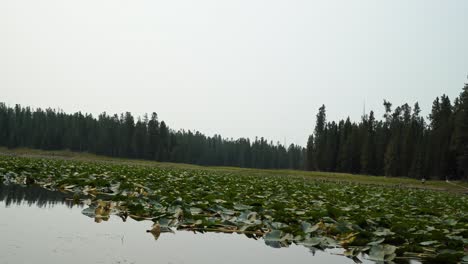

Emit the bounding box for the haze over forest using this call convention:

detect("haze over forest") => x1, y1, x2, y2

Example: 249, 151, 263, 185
1, 81, 467, 180
2, 0, 468, 146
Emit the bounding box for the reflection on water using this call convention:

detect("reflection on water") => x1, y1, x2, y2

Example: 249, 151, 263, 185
0, 184, 417, 264
0, 183, 75, 208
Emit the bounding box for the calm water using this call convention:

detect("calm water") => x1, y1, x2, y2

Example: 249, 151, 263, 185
0, 185, 390, 264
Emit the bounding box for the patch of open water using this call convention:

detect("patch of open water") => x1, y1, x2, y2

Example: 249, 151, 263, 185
0, 185, 418, 264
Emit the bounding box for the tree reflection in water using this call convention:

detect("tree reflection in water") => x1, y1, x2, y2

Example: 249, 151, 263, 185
0, 183, 76, 208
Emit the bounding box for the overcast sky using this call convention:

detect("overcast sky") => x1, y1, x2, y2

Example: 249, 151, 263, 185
1, 0, 467, 146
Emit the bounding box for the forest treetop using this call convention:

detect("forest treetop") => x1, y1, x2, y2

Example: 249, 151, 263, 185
0, 82, 467, 180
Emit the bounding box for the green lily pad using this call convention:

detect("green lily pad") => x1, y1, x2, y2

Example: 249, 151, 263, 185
420, 240, 439, 246
190, 207, 203, 215
373, 228, 395, 237
233, 204, 253, 211
301, 222, 319, 233
368, 244, 397, 262
367, 238, 385, 246
264, 230, 284, 241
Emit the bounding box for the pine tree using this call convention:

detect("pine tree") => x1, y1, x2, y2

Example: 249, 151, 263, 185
314, 105, 327, 170
455, 83, 468, 180
337, 118, 353, 172
361, 111, 376, 175
306, 135, 315, 170
159, 121, 169, 162
147, 112, 160, 160
427, 95, 453, 179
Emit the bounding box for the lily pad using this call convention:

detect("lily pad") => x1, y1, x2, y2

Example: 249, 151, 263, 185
368, 244, 397, 262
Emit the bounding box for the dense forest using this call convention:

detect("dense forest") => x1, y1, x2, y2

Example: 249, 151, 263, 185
0, 82, 467, 180
306, 83, 468, 180
0, 104, 305, 170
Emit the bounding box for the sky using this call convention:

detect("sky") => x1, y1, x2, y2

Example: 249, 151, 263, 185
1, 0, 467, 146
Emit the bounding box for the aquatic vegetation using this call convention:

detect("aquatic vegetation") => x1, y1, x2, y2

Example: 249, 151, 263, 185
0, 156, 467, 263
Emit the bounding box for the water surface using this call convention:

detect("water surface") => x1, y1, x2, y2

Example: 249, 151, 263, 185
0, 185, 381, 264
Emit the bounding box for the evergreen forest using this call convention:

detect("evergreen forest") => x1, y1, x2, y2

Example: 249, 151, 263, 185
1, 82, 467, 180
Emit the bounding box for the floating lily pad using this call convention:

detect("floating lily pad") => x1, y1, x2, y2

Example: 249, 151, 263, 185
1, 155, 467, 263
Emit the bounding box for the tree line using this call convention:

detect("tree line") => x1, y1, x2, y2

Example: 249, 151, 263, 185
0, 105, 305, 170
0, 82, 467, 180
306, 82, 468, 180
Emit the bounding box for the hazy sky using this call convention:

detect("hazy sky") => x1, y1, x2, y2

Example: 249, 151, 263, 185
1, 0, 467, 146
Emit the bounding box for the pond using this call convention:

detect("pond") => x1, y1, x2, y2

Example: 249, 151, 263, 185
0, 184, 418, 264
